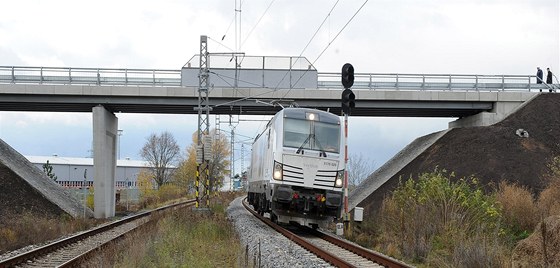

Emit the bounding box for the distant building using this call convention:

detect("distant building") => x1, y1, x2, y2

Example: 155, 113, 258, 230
26, 155, 155, 189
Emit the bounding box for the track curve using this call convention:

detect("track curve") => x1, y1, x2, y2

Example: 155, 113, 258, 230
242, 198, 411, 268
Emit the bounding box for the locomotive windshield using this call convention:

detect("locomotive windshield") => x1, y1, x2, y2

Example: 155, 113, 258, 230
283, 117, 340, 153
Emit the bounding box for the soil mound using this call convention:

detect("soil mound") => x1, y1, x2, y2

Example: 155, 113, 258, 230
358, 93, 560, 215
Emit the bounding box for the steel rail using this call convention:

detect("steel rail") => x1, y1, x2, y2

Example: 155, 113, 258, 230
0, 199, 196, 267
242, 198, 354, 268
242, 198, 412, 268
309, 229, 413, 268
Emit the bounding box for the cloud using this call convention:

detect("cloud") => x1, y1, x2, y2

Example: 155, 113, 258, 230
0, 0, 558, 166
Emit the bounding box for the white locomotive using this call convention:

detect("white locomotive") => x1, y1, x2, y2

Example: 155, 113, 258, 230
247, 107, 344, 228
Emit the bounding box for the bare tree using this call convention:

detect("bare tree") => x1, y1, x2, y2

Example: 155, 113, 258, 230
348, 153, 376, 192
140, 131, 181, 188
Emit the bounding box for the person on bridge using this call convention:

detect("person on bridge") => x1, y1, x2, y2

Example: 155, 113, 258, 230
546, 68, 554, 93
537, 67, 544, 84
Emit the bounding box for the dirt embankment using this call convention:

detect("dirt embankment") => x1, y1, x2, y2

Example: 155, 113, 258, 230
359, 93, 560, 216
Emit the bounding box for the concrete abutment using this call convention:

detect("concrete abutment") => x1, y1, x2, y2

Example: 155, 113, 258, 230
92, 105, 118, 218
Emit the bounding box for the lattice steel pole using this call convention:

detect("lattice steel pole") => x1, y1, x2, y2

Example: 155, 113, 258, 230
196, 35, 211, 208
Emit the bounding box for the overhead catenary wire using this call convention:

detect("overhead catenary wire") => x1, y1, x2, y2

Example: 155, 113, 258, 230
240, 0, 276, 50
310, 0, 369, 69
210, 71, 274, 89
269, 0, 342, 94
222, 0, 247, 45
279, 0, 369, 99
213, 1, 344, 104
207, 36, 235, 52
298, 0, 341, 61
209, 1, 369, 109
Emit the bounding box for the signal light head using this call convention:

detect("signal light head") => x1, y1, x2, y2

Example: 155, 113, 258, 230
341, 63, 354, 89
341, 88, 355, 115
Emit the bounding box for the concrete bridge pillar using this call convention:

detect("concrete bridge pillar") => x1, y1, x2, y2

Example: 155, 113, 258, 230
92, 105, 117, 218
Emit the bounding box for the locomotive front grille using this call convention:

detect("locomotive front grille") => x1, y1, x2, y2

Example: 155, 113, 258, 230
282, 163, 304, 184
281, 162, 338, 189
314, 169, 338, 187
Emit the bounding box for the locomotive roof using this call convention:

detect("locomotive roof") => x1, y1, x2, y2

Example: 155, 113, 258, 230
281, 108, 340, 124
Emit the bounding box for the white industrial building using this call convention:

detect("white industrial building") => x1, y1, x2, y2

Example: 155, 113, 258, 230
26, 155, 149, 189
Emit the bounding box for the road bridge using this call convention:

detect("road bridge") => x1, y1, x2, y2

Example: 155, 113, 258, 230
0, 65, 550, 119
1, 63, 555, 218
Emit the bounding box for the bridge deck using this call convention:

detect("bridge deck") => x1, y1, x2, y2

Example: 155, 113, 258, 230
0, 66, 553, 117
1, 66, 555, 91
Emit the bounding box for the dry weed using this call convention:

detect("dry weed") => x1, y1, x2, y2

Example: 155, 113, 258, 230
495, 181, 539, 232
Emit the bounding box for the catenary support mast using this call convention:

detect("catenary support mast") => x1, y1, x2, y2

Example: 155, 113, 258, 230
196, 35, 211, 208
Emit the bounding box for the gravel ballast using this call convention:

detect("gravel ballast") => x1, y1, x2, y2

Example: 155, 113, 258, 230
227, 196, 334, 268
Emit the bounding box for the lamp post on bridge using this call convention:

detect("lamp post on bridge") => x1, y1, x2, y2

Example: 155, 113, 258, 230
117, 129, 123, 160
83, 169, 88, 218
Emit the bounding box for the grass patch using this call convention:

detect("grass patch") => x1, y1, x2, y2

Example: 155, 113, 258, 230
108, 192, 246, 267
0, 211, 102, 254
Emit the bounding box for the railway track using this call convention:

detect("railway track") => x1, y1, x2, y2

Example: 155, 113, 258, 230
0, 199, 196, 268
242, 198, 411, 268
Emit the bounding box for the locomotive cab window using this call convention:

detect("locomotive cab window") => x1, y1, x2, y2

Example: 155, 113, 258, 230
283, 117, 340, 153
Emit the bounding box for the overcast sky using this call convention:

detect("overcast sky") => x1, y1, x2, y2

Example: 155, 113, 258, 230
0, 0, 558, 175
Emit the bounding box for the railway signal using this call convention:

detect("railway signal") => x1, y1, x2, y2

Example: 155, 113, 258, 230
341, 63, 355, 115
340, 63, 355, 235
341, 63, 354, 88
341, 88, 355, 115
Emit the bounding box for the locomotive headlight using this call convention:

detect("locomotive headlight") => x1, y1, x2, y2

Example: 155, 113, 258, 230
306, 112, 316, 121
273, 161, 283, 180
335, 171, 344, 187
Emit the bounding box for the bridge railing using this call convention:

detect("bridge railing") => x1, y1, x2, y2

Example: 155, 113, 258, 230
1, 66, 548, 92
0, 66, 181, 87
318, 72, 540, 91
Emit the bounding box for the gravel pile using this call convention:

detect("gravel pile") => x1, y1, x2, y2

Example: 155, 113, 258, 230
227, 196, 333, 268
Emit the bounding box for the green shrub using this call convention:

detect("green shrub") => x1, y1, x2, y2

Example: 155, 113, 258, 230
157, 183, 184, 202
379, 168, 503, 264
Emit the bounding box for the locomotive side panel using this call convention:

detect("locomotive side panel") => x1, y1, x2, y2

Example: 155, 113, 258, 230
247, 114, 280, 213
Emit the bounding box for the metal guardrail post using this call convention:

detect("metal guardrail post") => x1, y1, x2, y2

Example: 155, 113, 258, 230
125, 69, 128, 85
40, 67, 43, 84
502, 75, 505, 91
475, 75, 479, 91
369, 74, 372, 90
528, 76, 531, 91
153, 70, 155, 86
289, 57, 292, 89
448, 75, 452, 90
11, 67, 15, 83
97, 69, 100, 85
422, 75, 425, 90
262, 56, 265, 88
69, 67, 72, 84
396, 74, 399, 90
